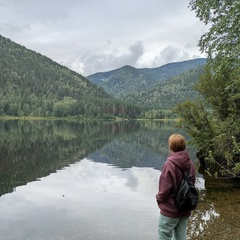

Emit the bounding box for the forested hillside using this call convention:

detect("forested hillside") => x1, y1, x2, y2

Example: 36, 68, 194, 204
0, 34, 207, 119
87, 58, 206, 97
0, 35, 140, 118
124, 65, 205, 110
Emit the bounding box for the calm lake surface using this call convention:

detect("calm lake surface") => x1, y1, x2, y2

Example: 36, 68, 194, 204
0, 120, 239, 240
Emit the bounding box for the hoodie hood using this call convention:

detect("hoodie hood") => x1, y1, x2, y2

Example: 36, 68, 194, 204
167, 150, 192, 171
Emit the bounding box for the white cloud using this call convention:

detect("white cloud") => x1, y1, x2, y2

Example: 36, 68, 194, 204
152, 46, 190, 67
71, 41, 145, 75
0, 0, 208, 75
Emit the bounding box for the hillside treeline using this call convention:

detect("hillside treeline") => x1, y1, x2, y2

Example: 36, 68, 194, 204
0, 35, 140, 119
124, 66, 204, 110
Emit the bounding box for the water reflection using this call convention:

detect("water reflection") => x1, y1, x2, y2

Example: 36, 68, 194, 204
188, 175, 240, 239
0, 120, 142, 196
0, 120, 239, 239
0, 120, 190, 197
88, 120, 197, 170
0, 158, 161, 240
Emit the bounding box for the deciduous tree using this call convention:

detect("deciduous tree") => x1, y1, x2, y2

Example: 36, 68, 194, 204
176, 0, 240, 178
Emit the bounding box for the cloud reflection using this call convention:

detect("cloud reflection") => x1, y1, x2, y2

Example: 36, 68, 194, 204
0, 158, 208, 240
0, 158, 161, 239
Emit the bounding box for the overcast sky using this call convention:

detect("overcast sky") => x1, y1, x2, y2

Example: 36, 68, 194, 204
0, 0, 208, 76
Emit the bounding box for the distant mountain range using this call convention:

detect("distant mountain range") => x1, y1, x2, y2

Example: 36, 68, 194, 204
87, 58, 206, 97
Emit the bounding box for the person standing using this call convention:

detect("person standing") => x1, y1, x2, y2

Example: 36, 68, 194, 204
156, 134, 196, 240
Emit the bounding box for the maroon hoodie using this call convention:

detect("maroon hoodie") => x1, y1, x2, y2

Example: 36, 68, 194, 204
156, 150, 196, 218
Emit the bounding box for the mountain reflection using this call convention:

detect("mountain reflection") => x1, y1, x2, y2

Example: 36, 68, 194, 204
88, 121, 197, 170
0, 120, 193, 197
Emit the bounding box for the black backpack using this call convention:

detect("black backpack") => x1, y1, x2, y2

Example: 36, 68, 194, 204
171, 165, 198, 212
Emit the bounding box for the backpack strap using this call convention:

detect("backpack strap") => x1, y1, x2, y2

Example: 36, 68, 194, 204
169, 160, 190, 196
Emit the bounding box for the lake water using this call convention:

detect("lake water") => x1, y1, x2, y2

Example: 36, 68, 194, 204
0, 120, 239, 240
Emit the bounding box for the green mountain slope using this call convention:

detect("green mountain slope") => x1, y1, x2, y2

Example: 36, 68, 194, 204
123, 65, 205, 110
0, 35, 140, 118
87, 58, 206, 97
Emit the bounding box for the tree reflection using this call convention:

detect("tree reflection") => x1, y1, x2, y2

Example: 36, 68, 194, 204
0, 120, 198, 198
0, 120, 140, 197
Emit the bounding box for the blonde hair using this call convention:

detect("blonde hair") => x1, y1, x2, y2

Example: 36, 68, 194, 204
168, 134, 186, 152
